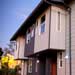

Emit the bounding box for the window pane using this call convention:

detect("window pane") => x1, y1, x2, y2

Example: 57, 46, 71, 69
41, 15, 45, 23
41, 22, 45, 33
31, 28, 34, 38
58, 12, 60, 30
59, 52, 62, 68
40, 15, 45, 34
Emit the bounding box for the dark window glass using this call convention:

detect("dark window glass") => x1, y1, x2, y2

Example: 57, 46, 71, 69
60, 52, 62, 67
58, 12, 61, 31
41, 15, 45, 24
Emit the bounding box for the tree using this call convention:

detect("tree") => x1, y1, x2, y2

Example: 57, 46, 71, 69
0, 48, 3, 57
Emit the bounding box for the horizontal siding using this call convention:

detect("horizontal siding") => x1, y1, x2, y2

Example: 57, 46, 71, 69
71, 1, 75, 75
66, 1, 75, 75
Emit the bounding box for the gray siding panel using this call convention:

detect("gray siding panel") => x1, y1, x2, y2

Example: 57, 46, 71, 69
65, 8, 70, 75
71, 1, 75, 75
66, 1, 75, 75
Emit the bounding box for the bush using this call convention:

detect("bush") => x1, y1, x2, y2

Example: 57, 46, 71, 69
0, 68, 17, 75
0, 68, 8, 75
8, 69, 16, 75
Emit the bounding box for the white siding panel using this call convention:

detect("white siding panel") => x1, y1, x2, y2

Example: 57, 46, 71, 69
50, 6, 66, 49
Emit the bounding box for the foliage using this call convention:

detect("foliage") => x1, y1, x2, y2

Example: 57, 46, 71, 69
0, 48, 3, 57
0, 68, 17, 75
1, 54, 17, 69
0, 43, 20, 75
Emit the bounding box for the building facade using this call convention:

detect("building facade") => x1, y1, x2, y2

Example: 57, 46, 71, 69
10, 0, 75, 75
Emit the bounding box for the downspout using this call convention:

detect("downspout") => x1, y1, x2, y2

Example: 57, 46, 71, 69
48, 4, 51, 49
68, 7, 72, 75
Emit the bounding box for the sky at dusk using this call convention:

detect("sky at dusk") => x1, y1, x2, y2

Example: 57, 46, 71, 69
0, 0, 41, 48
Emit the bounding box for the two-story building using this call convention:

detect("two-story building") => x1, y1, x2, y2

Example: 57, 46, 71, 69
10, 0, 75, 75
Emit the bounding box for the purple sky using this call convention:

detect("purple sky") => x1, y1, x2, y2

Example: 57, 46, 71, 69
0, 0, 41, 48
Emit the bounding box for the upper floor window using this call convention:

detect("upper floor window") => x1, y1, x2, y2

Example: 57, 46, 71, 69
26, 25, 34, 44
36, 21, 38, 27
57, 12, 61, 32
26, 29, 31, 44
31, 26, 34, 38
40, 15, 45, 34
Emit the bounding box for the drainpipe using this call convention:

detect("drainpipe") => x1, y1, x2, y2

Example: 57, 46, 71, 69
68, 7, 72, 75
63, 5, 72, 75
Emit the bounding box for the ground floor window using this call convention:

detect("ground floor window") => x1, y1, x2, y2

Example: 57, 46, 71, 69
35, 60, 39, 72
28, 59, 32, 73
59, 52, 63, 68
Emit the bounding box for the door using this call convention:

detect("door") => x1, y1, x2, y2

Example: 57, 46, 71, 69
50, 58, 57, 75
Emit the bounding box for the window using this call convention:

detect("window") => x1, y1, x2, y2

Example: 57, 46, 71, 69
59, 52, 63, 68
31, 26, 34, 38
41, 22, 45, 33
26, 29, 31, 44
57, 12, 61, 31
16, 42, 17, 51
35, 60, 39, 72
40, 15, 45, 34
36, 21, 38, 27
31, 29, 34, 38
26, 25, 34, 44
28, 60, 32, 73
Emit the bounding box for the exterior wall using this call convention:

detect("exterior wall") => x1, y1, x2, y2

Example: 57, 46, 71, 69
14, 36, 25, 59
66, 1, 75, 75
65, 9, 70, 75
34, 7, 50, 53
50, 6, 66, 50
57, 52, 66, 75
70, 1, 75, 75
